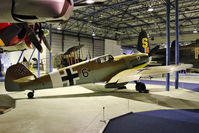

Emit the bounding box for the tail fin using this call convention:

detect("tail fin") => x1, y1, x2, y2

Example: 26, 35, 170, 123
5, 63, 35, 92
137, 30, 150, 53
148, 45, 160, 56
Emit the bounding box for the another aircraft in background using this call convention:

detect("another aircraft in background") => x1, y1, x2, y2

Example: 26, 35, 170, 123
148, 40, 199, 72
54, 44, 88, 68
136, 30, 199, 72
5, 53, 192, 98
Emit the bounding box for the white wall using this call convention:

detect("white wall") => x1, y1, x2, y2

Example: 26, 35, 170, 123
105, 39, 121, 56
1, 42, 47, 73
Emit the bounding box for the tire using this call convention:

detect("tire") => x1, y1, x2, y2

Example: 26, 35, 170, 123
136, 82, 149, 93
140, 83, 146, 90
135, 82, 141, 91
27, 92, 34, 99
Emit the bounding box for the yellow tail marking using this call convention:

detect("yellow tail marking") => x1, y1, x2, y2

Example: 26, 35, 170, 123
142, 38, 148, 48
145, 47, 150, 54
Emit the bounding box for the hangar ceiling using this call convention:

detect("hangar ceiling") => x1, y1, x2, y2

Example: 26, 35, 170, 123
52, 0, 199, 45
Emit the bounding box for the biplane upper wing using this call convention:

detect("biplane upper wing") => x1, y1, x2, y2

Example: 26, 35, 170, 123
107, 64, 193, 84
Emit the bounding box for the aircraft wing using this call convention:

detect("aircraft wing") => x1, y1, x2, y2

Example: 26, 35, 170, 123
107, 64, 193, 84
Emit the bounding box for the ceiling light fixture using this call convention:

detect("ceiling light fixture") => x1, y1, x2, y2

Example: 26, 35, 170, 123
86, 0, 94, 4
57, 24, 62, 30
193, 29, 198, 33
92, 32, 95, 37
148, 5, 154, 12
92, 32, 96, 37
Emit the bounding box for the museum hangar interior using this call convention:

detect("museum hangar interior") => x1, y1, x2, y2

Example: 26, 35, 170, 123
0, 0, 199, 133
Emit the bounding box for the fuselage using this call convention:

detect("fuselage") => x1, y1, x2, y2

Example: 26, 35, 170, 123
151, 43, 199, 68
6, 53, 149, 91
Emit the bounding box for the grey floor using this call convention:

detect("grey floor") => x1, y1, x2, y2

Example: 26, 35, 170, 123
0, 75, 199, 133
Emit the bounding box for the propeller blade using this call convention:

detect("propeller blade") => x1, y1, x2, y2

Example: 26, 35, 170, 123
35, 23, 52, 53
25, 25, 43, 53
0, 23, 23, 46
42, 34, 52, 53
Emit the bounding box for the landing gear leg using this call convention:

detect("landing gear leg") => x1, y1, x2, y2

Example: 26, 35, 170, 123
134, 81, 149, 93
27, 90, 35, 99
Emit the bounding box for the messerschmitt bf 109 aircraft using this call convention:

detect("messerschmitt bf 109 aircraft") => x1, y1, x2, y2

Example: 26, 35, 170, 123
0, 0, 104, 53
5, 53, 192, 98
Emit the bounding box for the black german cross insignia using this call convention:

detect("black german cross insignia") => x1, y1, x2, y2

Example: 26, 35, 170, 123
61, 68, 79, 86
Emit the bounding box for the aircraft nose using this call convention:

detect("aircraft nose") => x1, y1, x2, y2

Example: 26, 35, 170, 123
127, 54, 149, 68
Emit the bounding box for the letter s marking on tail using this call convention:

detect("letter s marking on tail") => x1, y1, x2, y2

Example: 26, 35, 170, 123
142, 38, 148, 48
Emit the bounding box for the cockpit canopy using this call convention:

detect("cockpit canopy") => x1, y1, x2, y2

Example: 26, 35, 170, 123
92, 54, 114, 64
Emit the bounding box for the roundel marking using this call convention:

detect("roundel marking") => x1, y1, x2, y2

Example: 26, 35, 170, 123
136, 56, 140, 61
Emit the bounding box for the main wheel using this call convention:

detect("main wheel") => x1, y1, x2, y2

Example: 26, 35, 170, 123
135, 82, 149, 93
27, 92, 34, 99
135, 82, 141, 91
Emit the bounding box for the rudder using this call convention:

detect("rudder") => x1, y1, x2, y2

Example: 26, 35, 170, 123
5, 63, 35, 92
137, 30, 150, 53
